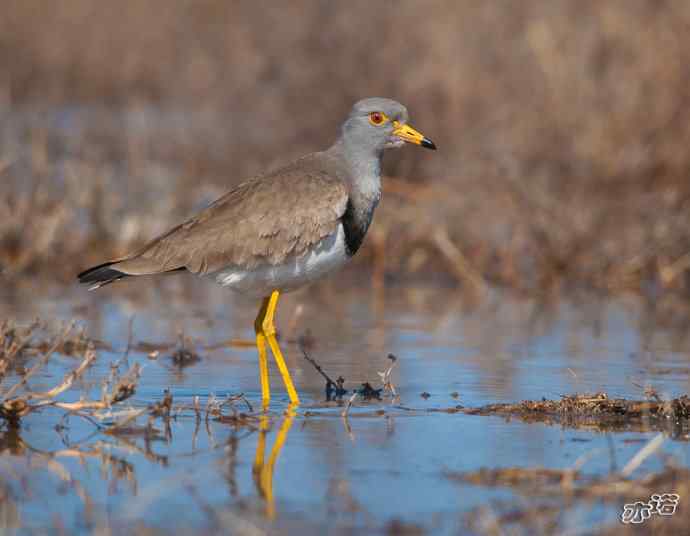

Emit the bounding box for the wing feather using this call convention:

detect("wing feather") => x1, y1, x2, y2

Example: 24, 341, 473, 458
114, 156, 349, 276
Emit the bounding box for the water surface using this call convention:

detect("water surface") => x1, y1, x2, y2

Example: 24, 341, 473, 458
1, 279, 689, 534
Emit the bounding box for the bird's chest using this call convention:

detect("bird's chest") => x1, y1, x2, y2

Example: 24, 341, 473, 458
341, 182, 381, 257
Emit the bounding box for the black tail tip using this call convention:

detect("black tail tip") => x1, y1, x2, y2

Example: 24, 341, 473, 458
78, 262, 126, 289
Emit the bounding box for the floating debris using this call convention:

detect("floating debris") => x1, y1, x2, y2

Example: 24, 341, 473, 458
169, 347, 201, 368
461, 392, 690, 436
168, 334, 202, 368
326, 376, 347, 401
384, 519, 425, 536
302, 345, 402, 406
357, 382, 382, 400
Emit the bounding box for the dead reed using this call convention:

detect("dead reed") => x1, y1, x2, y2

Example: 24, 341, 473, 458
450, 429, 688, 534
0, 319, 254, 435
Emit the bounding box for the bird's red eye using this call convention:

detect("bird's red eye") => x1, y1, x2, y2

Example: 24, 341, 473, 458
369, 112, 385, 126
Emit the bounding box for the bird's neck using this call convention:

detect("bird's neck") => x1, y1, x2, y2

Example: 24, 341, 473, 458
330, 137, 382, 206
327, 137, 383, 256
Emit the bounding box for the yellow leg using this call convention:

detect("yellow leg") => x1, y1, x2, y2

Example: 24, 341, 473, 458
259, 290, 300, 406
254, 298, 272, 410
253, 411, 295, 519
261, 290, 280, 336
256, 334, 271, 410
267, 335, 300, 405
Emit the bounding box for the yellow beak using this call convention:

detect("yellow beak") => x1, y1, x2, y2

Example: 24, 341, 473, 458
392, 121, 437, 150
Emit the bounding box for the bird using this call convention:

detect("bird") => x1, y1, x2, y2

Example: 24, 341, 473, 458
78, 97, 436, 409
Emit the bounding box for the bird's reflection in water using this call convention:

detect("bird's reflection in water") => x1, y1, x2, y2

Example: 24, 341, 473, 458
252, 409, 295, 519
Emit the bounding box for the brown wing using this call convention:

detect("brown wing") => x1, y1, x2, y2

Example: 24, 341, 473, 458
113, 158, 349, 276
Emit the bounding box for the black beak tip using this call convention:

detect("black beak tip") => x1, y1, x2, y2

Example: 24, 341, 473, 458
421, 138, 437, 151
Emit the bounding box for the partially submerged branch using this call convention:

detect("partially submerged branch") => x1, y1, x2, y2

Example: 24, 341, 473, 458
300, 341, 347, 401
1, 321, 75, 401
300, 341, 400, 412
0, 320, 144, 428
50, 363, 141, 412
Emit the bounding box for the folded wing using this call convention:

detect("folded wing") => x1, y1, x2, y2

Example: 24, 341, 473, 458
78, 157, 349, 287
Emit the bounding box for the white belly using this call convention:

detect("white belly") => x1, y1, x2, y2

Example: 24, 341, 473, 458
209, 224, 350, 296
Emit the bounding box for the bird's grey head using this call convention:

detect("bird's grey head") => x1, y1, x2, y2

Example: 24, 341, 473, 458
339, 97, 436, 155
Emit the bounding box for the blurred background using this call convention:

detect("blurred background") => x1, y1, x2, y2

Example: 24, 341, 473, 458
2, 5, 690, 533
2, 0, 690, 297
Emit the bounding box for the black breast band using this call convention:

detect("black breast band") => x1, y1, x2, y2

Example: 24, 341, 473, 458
340, 199, 369, 257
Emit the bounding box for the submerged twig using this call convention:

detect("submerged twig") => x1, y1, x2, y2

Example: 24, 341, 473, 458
300, 342, 347, 400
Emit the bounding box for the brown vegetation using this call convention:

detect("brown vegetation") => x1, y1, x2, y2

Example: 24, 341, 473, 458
2, 2, 690, 297
0, 320, 136, 426
462, 392, 690, 436
461, 464, 690, 535
450, 430, 687, 534
0, 319, 249, 431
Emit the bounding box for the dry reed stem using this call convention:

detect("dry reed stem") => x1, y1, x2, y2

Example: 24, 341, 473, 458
0, 322, 75, 400
0, 320, 150, 428
431, 228, 487, 292
377, 354, 399, 399
25, 345, 97, 401
53, 363, 141, 412
620, 433, 666, 478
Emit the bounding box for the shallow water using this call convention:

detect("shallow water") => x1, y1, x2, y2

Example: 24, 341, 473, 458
1, 278, 689, 534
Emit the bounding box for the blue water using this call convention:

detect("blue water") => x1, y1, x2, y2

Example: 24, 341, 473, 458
1, 280, 689, 534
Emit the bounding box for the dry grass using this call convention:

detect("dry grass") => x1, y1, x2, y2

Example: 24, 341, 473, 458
2, 1, 690, 297
0, 318, 260, 432
461, 392, 690, 436
454, 436, 690, 535
463, 464, 690, 535
0, 320, 137, 426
